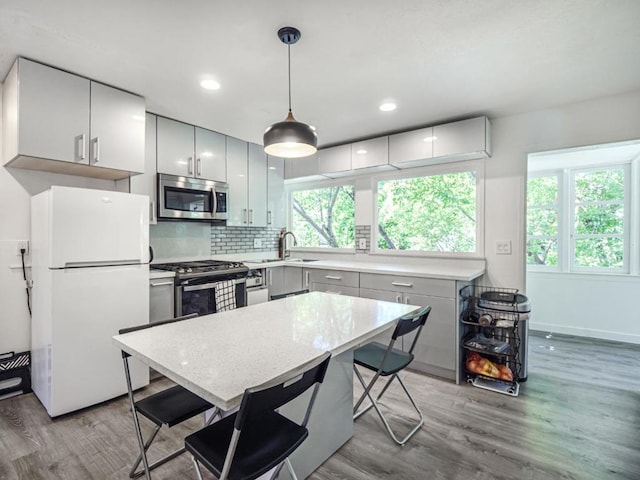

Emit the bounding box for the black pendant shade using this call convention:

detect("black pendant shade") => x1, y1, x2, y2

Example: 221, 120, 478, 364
263, 27, 317, 158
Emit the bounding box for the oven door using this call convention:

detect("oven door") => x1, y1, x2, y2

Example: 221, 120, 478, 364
176, 276, 247, 317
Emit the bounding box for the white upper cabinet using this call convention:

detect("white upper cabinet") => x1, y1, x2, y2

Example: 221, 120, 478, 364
130, 113, 158, 224
284, 153, 321, 180
195, 127, 226, 182
226, 136, 249, 226
267, 155, 285, 228
3, 58, 144, 180
227, 139, 267, 227
89, 82, 145, 172
157, 117, 194, 177
389, 126, 435, 167
351, 136, 389, 171
248, 143, 268, 227
318, 144, 351, 176
432, 116, 491, 159
156, 117, 226, 182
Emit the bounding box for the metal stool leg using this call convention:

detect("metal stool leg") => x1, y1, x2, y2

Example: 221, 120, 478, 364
353, 366, 424, 446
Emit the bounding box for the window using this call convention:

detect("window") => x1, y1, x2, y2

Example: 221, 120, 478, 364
527, 174, 560, 267
527, 160, 631, 273
375, 165, 479, 254
571, 167, 627, 270
290, 184, 355, 248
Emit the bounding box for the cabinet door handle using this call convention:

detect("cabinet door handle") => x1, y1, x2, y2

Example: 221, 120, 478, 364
249, 209, 253, 224
396, 294, 402, 303
75, 134, 86, 161
325, 275, 342, 280
268, 269, 272, 286
150, 201, 156, 223
150, 281, 174, 287
405, 296, 410, 304
91, 137, 100, 163
197, 157, 202, 176
243, 208, 248, 224
305, 271, 310, 287
267, 210, 272, 225
188, 157, 193, 174
391, 281, 413, 287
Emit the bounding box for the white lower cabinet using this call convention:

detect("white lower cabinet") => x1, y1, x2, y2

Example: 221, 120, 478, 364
267, 267, 303, 299
358, 273, 458, 380
303, 268, 359, 296
149, 276, 174, 322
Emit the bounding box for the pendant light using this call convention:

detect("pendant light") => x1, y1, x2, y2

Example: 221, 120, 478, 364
263, 26, 317, 158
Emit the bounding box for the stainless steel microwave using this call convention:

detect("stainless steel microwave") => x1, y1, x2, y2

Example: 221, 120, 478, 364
158, 174, 228, 222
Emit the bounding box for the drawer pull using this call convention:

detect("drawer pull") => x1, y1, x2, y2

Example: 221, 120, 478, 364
150, 281, 174, 287
391, 281, 413, 287
325, 275, 342, 280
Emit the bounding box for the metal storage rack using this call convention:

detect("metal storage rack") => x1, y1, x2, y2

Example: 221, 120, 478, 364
459, 285, 526, 397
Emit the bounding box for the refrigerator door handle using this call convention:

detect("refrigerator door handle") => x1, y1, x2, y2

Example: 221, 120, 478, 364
62, 260, 142, 268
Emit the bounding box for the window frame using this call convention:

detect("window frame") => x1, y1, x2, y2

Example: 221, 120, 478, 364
526, 171, 562, 272
371, 159, 485, 259
285, 177, 357, 253
568, 163, 630, 274
527, 163, 631, 274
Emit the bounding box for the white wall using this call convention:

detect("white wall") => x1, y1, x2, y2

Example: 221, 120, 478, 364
484, 90, 640, 343
0, 84, 116, 354
484, 90, 640, 292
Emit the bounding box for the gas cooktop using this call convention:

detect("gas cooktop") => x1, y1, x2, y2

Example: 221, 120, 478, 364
152, 260, 247, 275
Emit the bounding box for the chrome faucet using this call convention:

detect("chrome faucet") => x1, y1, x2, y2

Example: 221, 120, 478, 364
278, 231, 298, 259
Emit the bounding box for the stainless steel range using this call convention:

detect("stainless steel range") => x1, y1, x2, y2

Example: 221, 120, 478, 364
152, 260, 249, 317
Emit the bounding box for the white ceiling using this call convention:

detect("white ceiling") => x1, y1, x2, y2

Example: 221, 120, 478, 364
1, 0, 639, 148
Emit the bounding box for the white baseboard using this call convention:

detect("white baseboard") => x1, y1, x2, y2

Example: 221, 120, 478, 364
530, 322, 640, 345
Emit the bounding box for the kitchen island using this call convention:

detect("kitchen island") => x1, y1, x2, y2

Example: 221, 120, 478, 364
113, 291, 418, 479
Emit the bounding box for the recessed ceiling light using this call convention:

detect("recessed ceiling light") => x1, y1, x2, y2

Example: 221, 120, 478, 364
379, 102, 397, 112
356, 149, 368, 155
423, 136, 438, 142
200, 79, 221, 90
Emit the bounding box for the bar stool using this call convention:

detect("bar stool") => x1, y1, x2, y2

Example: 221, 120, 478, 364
185, 352, 332, 480
119, 314, 218, 480
353, 306, 432, 445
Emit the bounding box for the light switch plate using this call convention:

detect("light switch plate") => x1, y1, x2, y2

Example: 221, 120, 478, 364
358, 238, 367, 250
496, 240, 512, 255
254, 239, 262, 248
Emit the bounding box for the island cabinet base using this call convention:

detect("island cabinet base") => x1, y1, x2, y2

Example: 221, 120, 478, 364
277, 350, 354, 480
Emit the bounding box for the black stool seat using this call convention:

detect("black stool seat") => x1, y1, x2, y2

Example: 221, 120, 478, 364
185, 410, 307, 480
354, 342, 414, 376
136, 385, 213, 428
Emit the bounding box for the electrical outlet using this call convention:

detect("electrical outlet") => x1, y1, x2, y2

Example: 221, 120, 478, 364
17, 240, 29, 256
358, 238, 367, 250
253, 238, 262, 248
495, 240, 512, 255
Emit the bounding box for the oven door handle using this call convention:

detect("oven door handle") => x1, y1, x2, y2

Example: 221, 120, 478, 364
183, 278, 246, 292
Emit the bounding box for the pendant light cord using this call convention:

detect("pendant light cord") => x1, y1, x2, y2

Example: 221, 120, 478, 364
287, 43, 292, 112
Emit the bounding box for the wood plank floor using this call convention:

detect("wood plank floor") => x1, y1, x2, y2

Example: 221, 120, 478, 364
1, 331, 638, 479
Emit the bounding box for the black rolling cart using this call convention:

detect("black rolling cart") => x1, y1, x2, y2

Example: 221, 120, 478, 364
459, 286, 531, 397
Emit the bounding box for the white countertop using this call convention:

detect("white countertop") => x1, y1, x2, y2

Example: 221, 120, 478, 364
243, 258, 484, 281
113, 292, 418, 410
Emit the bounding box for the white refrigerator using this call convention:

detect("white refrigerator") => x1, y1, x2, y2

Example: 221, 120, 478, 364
31, 186, 150, 417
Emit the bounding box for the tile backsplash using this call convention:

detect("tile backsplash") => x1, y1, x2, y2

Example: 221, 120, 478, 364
210, 226, 282, 255
150, 222, 282, 260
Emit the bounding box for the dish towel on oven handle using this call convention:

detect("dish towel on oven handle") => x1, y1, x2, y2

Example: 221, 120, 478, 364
215, 280, 237, 312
